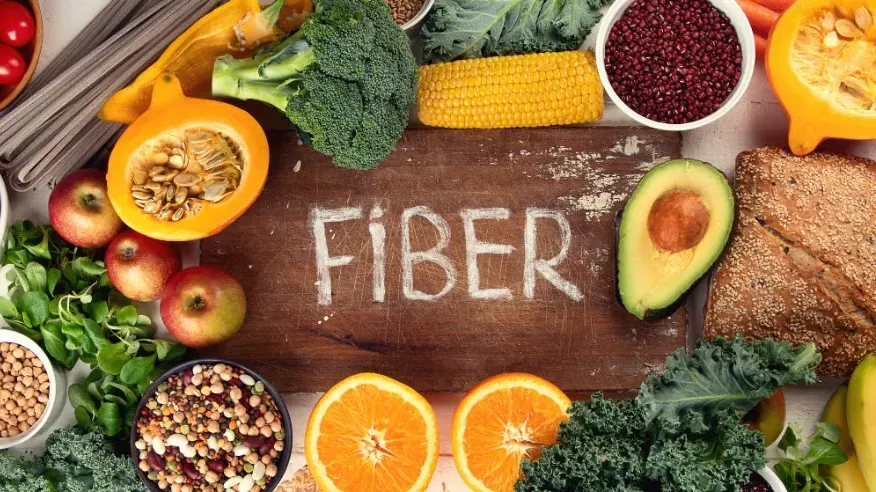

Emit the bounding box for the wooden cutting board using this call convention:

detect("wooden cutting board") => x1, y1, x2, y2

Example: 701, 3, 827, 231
200, 127, 686, 393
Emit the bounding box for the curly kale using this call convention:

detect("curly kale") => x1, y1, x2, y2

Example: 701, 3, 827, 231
517, 338, 822, 492
518, 396, 649, 492
212, 0, 418, 170
0, 427, 144, 492
422, 0, 613, 63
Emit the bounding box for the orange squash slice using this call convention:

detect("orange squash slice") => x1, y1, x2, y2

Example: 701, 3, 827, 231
107, 73, 269, 242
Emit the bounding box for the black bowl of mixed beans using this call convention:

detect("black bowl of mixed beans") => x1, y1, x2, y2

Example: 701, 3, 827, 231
130, 359, 293, 492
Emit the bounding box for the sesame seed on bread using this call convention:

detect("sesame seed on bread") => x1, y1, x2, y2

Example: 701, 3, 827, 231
704, 147, 876, 377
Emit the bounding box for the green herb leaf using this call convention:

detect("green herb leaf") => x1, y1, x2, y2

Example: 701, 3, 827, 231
71, 257, 106, 278
814, 422, 842, 444
24, 262, 47, 294
780, 422, 803, 452
96, 402, 122, 436
87, 381, 104, 401
0, 297, 18, 318
87, 300, 108, 323
803, 437, 848, 466
96, 343, 131, 375
74, 405, 94, 431
41, 322, 70, 364
22, 229, 50, 260
105, 382, 139, 407
82, 318, 109, 351
165, 342, 187, 361
120, 355, 156, 385
68, 383, 97, 414
18, 291, 49, 326
46, 268, 61, 295
116, 305, 138, 326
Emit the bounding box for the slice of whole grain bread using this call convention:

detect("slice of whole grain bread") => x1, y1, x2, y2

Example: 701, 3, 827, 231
704, 147, 876, 376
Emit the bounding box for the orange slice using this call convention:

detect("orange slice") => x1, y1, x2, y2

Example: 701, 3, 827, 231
305, 373, 439, 492
451, 373, 571, 492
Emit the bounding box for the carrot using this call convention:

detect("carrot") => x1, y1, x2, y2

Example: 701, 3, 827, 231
751, 0, 796, 12
755, 34, 768, 57
737, 0, 781, 36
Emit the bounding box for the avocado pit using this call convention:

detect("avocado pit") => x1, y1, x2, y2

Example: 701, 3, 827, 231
647, 189, 710, 252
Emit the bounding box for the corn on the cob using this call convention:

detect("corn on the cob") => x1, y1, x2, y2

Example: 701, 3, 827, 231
417, 51, 604, 129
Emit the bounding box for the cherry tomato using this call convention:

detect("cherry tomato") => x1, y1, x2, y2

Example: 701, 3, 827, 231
0, 44, 25, 86
0, 1, 35, 48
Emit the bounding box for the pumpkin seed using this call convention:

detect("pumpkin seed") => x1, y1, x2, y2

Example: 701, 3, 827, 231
821, 11, 836, 31
856, 6, 872, 30
836, 18, 863, 38
824, 30, 840, 48
129, 126, 245, 222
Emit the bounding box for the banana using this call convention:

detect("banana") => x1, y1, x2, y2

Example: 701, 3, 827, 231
821, 384, 869, 492
849, 355, 876, 490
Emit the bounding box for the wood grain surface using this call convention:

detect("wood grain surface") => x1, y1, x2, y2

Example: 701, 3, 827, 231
200, 127, 687, 392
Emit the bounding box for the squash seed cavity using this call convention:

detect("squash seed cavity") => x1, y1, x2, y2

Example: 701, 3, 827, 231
791, 6, 876, 113
129, 127, 244, 222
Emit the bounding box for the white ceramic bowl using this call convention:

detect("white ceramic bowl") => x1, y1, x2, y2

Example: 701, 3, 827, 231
0, 329, 65, 449
402, 0, 435, 35
595, 0, 756, 131
758, 467, 788, 492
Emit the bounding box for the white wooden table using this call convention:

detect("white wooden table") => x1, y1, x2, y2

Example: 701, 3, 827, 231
9, 1, 859, 489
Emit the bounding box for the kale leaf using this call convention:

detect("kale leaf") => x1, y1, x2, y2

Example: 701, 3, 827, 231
421, 0, 612, 63
637, 337, 821, 434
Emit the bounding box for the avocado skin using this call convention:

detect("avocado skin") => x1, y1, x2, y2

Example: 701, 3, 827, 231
614, 208, 688, 322
614, 160, 735, 322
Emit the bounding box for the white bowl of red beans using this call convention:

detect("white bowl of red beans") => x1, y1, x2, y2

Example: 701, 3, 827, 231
131, 359, 292, 492
595, 0, 756, 131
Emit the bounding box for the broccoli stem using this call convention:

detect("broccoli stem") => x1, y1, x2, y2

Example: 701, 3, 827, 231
212, 75, 294, 113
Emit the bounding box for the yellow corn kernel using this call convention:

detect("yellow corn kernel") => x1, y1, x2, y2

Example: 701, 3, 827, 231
417, 51, 604, 129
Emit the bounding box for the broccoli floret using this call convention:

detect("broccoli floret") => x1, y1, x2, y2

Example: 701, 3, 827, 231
213, 0, 417, 170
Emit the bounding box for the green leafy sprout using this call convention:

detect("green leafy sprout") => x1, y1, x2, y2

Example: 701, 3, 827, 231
0, 221, 187, 439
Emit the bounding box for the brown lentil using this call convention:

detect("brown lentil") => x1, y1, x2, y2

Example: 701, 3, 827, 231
136, 363, 285, 492
0, 342, 49, 438
384, 0, 424, 26
604, 0, 743, 124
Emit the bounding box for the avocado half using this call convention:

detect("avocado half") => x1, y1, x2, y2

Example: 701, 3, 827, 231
616, 159, 734, 321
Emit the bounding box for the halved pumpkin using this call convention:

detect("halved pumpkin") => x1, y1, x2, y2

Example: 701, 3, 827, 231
107, 73, 269, 242
767, 0, 876, 155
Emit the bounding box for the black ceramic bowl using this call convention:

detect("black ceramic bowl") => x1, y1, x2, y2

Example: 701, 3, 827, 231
130, 359, 293, 492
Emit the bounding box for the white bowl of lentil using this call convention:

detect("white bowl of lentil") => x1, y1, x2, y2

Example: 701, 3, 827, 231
0, 329, 65, 449
594, 0, 756, 131
400, 0, 434, 34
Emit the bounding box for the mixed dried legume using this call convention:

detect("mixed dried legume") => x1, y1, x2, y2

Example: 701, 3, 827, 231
741, 473, 773, 492
605, 0, 743, 124
0, 342, 50, 438
135, 363, 284, 492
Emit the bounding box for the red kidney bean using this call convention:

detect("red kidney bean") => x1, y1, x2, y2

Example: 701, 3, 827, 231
182, 461, 199, 480
147, 452, 165, 471
206, 394, 224, 405
207, 459, 225, 473
182, 370, 193, 386
604, 0, 742, 124
242, 435, 266, 448
259, 438, 275, 455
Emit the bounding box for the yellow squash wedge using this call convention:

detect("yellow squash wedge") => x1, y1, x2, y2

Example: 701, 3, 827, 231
100, 0, 312, 124
107, 73, 269, 241
767, 0, 876, 155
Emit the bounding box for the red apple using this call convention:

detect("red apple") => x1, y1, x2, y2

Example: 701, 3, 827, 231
105, 231, 181, 302
49, 169, 123, 248
160, 266, 246, 348
744, 389, 787, 447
